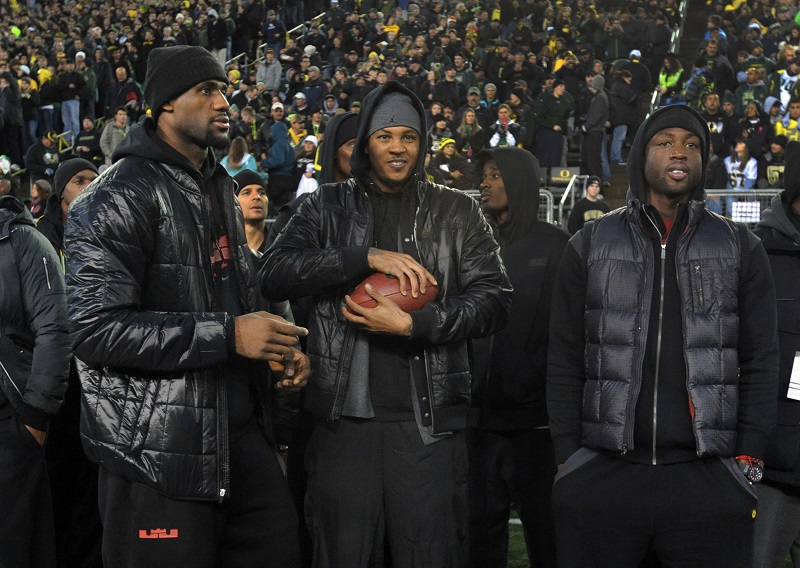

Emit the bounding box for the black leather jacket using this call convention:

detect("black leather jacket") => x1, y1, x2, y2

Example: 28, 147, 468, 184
65, 121, 273, 501
262, 178, 511, 434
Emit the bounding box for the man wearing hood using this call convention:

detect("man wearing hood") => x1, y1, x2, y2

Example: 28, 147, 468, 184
0, 194, 70, 568
469, 147, 568, 568
64, 46, 310, 567
261, 81, 511, 567
35, 158, 104, 568
753, 140, 800, 568
547, 105, 779, 567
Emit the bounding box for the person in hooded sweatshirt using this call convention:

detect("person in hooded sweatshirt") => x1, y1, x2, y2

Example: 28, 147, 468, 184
260, 119, 297, 216
752, 140, 800, 568
36, 158, 104, 568
63, 45, 311, 568
547, 104, 780, 568
468, 146, 568, 568
261, 80, 511, 568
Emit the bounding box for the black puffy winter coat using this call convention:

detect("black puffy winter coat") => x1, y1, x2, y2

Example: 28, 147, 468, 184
65, 120, 273, 501
0, 195, 70, 430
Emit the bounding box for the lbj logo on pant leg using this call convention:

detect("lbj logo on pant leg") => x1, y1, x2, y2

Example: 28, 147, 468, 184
139, 528, 179, 539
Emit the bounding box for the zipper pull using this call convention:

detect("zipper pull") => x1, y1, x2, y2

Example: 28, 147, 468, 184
660, 243, 666, 260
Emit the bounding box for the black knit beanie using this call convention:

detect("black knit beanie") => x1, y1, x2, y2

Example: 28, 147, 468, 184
642, 105, 709, 162
233, 170, 265, 193
784, 140, 800, 205
53, 158, 98, 198
144, 46, 228, 121
334, 113, 358, 151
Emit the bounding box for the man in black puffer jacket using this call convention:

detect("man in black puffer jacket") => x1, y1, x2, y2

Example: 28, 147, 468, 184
262, 80, 511, 567
64, 46, 310, 568
547, 104, 779, 567
753, 140, 800, 568
0, 194, 71, 568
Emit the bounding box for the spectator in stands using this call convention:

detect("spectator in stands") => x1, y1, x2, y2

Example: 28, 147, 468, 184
27, 178, 51, 219
725, 139, 758, 194
701, 92, 735, 160
18, 76, 40, 154
677, 55, 716, 110
767, 58, 800, 116
303, 66, 329, 109
100, 107, 129, 167
25, 130, 60, 184
453, 107, 486, 159
104, 65, 142, 122
261, 120, 297, 216
257, 49, 282, 95
702, 37, 737, 95
74, 116, 103, 168
534, 78, 573, 171
738, 41, 776, 84
430, 137, 473, 190
262, 9, 286, 55
655, 53, 685, 105
221, 136, 258, 177
488, 103, 522, 149
758, 135, 787, 188
0, 71, 22, 166
736, 100, 771, 160
721, 90, 740, 121
233, 170, 270, 255
293, 134, 318, 189
735, 67, 768, 116
775, 99, 800, 143
581, 75, 608, 180
567, 175, 610, 235
434, 64, 467, 112
609, 70, 637, 165
56, 58, 85, 145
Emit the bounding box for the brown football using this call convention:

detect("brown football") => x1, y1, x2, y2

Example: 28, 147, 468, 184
350, 273, 439, 311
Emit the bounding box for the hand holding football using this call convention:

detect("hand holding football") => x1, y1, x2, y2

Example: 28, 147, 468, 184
350, 273, 438, 312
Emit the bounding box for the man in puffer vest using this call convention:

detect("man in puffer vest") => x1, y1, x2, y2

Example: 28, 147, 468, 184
547, 104, 780, 567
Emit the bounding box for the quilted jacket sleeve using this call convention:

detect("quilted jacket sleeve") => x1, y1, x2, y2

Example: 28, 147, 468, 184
64, 180, 231, 372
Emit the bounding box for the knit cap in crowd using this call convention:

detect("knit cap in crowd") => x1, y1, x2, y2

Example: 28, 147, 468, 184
144, 46, 228, 121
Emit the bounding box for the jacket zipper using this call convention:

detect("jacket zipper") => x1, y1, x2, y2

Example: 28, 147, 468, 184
42, 257, 52, 289
330, 183, 373, 421
652, 243, 666, 465
0, 358, 23, 397
194, 183, 229, 502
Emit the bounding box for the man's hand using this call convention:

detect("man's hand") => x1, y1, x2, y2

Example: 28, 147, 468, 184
235, 311, 308, 361
343, 283, 413, 336
25, 425, 46, 446
271, 347, 311, 391
367, 247, 437, 299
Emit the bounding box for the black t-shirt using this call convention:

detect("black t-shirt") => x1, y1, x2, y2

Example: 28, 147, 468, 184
367, 187, 414, 422
206, 186, 254, 429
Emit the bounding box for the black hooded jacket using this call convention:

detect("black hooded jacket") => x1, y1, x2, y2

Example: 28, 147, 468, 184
755, 193, 800, 489
471, 148, 568, 430
261, 81, 512, 435
65, 118, 279, 501
0, 196, 70, 431
547, 105, 779, 465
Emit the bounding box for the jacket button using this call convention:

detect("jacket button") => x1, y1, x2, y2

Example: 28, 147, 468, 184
413, 355, 420, 361
422, 396, 428, 402
404, 237, 410, 242
424, 412, 430, 418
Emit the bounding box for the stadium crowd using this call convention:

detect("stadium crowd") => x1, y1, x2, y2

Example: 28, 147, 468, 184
0, 0, 683, 209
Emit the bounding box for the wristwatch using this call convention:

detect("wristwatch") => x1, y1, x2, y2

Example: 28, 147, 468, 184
735, 455, 764, 484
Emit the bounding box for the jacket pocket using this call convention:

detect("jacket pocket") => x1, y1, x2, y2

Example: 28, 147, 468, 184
553, 446, 600, 485
719, 456, 758, 501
